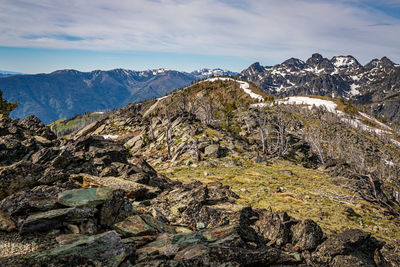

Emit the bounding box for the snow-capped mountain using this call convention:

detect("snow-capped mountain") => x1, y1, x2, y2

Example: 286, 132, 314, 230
239, 53, 400, 122
190, 68, 238, 79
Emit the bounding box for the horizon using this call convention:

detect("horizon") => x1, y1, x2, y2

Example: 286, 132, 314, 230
0, 52, 398, 75
1, 0, 400, 74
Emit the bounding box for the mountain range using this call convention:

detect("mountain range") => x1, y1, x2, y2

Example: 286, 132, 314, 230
1, 53, 400, 124
239, 53, 400, 122
0, 68, 237, 123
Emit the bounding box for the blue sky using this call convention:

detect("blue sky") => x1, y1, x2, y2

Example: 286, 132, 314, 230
0, 0, 400, 74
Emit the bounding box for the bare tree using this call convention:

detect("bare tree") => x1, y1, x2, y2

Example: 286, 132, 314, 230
255, 108, 268, 154
199, 94, 214, 125
304, 127, 326, 164
270, 111, 290, 157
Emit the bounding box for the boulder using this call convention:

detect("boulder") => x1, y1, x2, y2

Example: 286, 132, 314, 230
124, 135, 142, 148
150, 181, 241, 227
74, 174, 159, 200
253, 210, 297, 246
291, 219, 324, 251
100, 189, 133, 226
204, 144, 222, 158
114, 215, 158, 237
72, 119, 105, 140
0, 185, 63, 216
55, 233, 83, 245
312, 229, 384, 266
0, 161, 69, 200
57, 187, 114, 207
19, 207, 96, 234
140, 213, 176, 234
67, 136, 129, 166
29, 231, 125, 267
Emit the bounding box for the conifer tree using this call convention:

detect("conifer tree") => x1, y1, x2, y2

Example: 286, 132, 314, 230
0, 89, 18, 118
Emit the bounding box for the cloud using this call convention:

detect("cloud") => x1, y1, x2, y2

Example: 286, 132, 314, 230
22, 34, 89, 41
367, 23, 392, 26
0, 0, 399, 64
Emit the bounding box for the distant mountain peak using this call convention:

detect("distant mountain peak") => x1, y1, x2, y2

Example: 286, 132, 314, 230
306, 53, 333, 69
190, 68, 238, 78
364, 57, 395, 70
331, 55, 361, 69
281, 58, 306, 69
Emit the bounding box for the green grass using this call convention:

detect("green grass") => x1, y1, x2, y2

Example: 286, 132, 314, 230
158, 160, 400, 247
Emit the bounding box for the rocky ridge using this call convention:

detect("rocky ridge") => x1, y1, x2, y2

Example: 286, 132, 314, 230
239, 53, 400, 122
0, 107, 396, 263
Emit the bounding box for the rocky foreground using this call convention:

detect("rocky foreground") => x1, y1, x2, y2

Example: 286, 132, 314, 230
0, 116, 397, 266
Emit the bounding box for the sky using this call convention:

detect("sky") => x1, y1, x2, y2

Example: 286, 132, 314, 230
0, 0, 400, 74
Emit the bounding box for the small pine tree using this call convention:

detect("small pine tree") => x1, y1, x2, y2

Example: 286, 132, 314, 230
0, 89, 18, 118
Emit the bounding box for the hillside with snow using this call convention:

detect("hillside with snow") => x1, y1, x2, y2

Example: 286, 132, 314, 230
240, 53, 400, 123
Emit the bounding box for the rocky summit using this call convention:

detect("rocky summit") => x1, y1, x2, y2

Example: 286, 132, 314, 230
1, 77, 400, 266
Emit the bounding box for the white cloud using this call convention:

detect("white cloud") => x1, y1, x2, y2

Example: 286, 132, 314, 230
0, 0, 399, 65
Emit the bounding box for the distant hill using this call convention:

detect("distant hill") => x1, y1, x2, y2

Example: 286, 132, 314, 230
0, 70, 23, 78
0, 68, 236, 123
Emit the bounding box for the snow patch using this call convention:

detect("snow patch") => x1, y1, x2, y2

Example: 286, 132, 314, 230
277, 96, 339, 113
205, 77, 264, 101
287, 79, 295, 86
271, 69, 286, 77
103, 135, 119, 140
152, 68, 168, 75
332, 56, 355, 68
331, 68, 339, 75
304, 67, 324, 74
250, 103, 273, 108
340, 117, 390, 135
359, 112, 392, 130
349, 84, 360, 96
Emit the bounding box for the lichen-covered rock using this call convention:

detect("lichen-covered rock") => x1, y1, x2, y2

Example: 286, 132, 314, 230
0, 116, 57, 166
100, 189, 133, 226
57, 187, 114, 207
0, 185, 63, 216
150, 181, 241, 228
253, 210, 297, 247
312, 229, 384, 266
0, 161, 70, 200
114, 215, 158, 237
19, 207, 96, 234
29, 231, 125, 267
291, 219, 324, 251
74, 174, 159, 200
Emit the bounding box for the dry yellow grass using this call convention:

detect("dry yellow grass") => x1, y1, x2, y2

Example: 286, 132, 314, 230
158, 159, 400, 247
